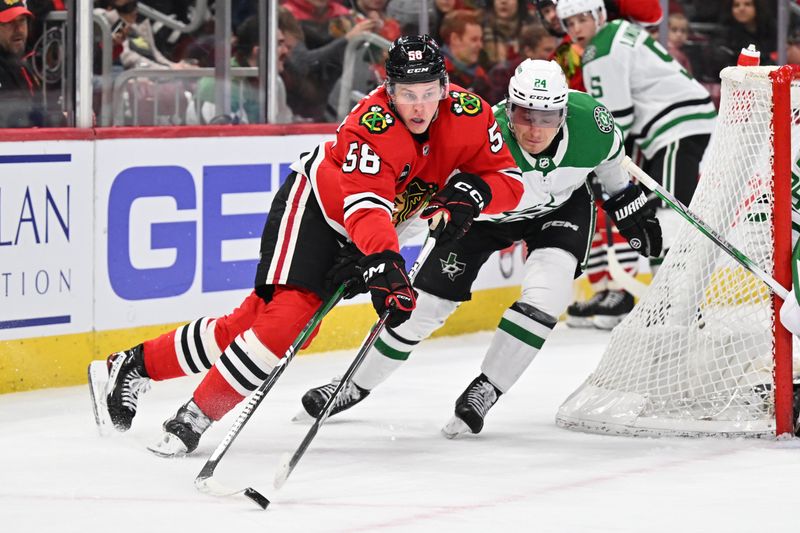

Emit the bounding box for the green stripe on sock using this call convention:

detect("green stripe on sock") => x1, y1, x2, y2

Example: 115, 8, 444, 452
375, 337, 411, 361
498, 318, 546, 349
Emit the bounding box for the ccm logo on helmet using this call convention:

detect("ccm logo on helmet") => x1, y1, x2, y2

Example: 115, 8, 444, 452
407, 67, 431, 73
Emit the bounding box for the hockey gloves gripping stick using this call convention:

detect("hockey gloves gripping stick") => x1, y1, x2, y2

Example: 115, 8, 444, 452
421, 172, 492, 243
327, 242, 367, 299
359, 250, 417, 328
603, 183, 663, 258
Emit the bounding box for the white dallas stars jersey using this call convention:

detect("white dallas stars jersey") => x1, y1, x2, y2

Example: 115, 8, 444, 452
581, 19, 716, 159
480, 90, 629, 224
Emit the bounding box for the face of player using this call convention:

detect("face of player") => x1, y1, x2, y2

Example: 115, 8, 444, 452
450, 23, 483, 65
563, 12, 598, 48
732, 0, 756, 26
392, 80, 442, 134
509, 105, 564, 154
0, 16, 28, 57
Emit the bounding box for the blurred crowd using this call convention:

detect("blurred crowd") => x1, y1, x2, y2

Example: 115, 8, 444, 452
0, 0, 796, 127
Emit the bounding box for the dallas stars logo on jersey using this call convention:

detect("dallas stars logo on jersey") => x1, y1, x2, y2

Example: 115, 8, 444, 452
440, 252, 466, 281
593, 106, 614, 133
450, 91, 482, 117
360, 105, 395, 134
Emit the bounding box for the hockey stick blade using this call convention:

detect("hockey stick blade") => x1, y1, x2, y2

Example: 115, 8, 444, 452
273, 452, 292, 489
194, 474, 270, 510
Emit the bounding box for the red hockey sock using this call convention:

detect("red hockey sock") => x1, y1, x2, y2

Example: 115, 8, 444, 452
142, 330, 186, 381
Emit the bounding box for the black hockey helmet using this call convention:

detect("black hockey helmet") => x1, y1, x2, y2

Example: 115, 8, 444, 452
385, 34, 447, 85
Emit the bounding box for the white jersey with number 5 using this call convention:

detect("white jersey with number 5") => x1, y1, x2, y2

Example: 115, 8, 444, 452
581, 19, 716, 159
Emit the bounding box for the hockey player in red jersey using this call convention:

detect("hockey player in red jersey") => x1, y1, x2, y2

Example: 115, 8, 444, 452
87, 34, 524, 457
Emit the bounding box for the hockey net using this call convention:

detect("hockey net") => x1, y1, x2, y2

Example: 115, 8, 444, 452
557, 65, 800, 438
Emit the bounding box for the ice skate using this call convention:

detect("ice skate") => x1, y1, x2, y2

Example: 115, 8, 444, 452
300, 376, 370, 419
148, 399, 213, 458
442, 374, 501, 438
593, 289, 634, 330
105, 344, 151, 432
565, 290, 608, 328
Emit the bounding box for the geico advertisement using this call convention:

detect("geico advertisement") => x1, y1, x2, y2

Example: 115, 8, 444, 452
94, 133, 527, 332
93, 134, 331, 330
0, 142, 94, 340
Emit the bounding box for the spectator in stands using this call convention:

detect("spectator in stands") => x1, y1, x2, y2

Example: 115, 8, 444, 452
481, 0, 534, 68
282, 0, 376, 120
193, 15, 293, 124
715, 0, 776, 67
439, 10, 491, 101
667, 12, 693, 74
103, 0, 194, 70
0, 0, 45, 127
347, 0, 401, 43
487, 23, 558, 103
787, 28, 800, 65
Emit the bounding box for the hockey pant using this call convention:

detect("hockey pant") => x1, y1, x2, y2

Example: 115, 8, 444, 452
354, 247, 577, 394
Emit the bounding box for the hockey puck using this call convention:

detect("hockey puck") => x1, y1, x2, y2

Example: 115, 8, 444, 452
244, 488, 270, 510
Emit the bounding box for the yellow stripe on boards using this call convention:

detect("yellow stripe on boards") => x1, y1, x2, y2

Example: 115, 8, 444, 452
0, 286, 523, 394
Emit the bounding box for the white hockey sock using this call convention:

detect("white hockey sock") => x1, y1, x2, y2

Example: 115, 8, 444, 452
353, 290, 459, 390
481, 302, 557, 393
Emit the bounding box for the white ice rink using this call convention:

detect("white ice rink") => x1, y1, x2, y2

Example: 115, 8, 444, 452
2, 326, 799, 532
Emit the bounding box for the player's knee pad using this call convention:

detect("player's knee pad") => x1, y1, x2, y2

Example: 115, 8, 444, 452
173, 317, 222, 375
482, 301, 557, 393
215, 329, 281, 396
375, 289, 460, 360
519, 248, 577, 318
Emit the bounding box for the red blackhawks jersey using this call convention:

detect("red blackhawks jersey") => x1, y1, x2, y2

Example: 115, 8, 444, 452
290, 83, 523, 255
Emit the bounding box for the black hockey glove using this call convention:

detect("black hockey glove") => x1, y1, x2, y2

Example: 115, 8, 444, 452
359, 250, 417, 328
326, 242, 367, 299
420, 172, 492, 243
603, 183, 663, 258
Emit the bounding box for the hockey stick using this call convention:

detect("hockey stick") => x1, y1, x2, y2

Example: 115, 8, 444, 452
273, 231, 440, 489
621, 156, 789, 299
604, 210, 649, 298
194, 282, 350, 510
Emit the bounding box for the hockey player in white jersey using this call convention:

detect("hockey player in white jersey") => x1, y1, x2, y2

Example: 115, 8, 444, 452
298, 59, 663, 437
556, 0, 715, 271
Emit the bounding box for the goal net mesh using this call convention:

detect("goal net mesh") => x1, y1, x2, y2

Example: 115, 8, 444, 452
556, 66, 800, 437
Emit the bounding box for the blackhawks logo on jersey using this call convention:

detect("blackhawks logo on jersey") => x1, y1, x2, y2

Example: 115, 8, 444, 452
449, 91, 482, 117
393, 177, 435, 224
360, 105, 395, 134
593, 106, 614, 133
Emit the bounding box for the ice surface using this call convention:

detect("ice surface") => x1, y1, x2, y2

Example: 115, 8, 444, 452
1, 326, 798, 532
